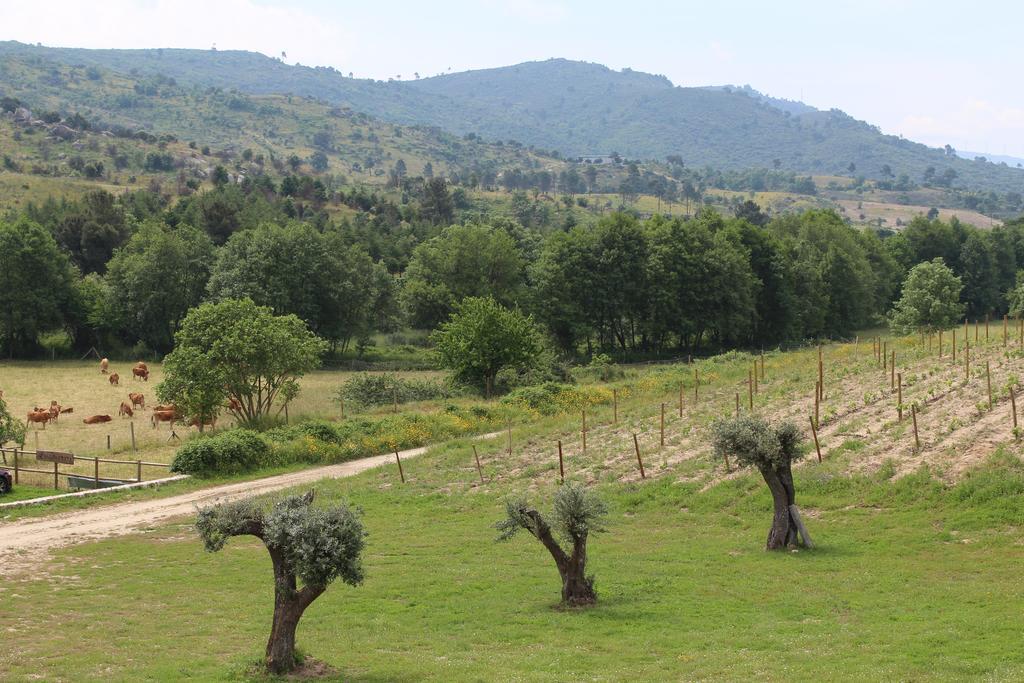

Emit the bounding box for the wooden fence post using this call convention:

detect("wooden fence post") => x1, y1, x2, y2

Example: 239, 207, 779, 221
814, 382, 820, 428
660, 403, 665, 447
473, 445, 484, 484
53, 460, 59, 490
340, 398, 345, 419
760, 350, 765, 380
735, 393, 740, 418
582, 410, 587, 455
890, 351, 895, 389
632, 432, 646, 479
136, 460, 142, 482
1011, 387, 1019, 434
986, 361, 992, 409
882, 341, 887, 370
130, 421, 136, 453
753, 363, 759, 395
809, 416, 822, 463
897, 373, 903, 421
974, 319, 978, 343
395, 449, 406, 483
13, 447, 18, 484
911, 403, 921, 450
107, 434, 111, 451
94, 456, 99, 486
557, 440, 565, 483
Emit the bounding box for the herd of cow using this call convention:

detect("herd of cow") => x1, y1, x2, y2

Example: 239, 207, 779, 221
21, 359, 223, 432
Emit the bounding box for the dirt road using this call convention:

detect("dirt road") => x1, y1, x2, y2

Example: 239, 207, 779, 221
1, 434, 496, 575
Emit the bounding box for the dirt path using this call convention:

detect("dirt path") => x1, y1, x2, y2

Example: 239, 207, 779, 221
0, 433, 499, 576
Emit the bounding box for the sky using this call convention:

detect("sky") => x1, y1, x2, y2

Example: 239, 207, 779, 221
3, 0, 1023, 157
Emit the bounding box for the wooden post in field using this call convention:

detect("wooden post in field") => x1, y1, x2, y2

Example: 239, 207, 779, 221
582, 410, 587, 455
632, 432, 646, 479
964, 318, 968, 342
394, 449, 405, 483
13, 448, 18, 484
130, 421, 136, 453
1011, 387, 1019, 433
897, 373, 903, 421
965, 340, 970, 381
660, 403, 665, 448
136, 460, 142, 482
760, 350, 765, 380
472, 445, 484, 484
1004, 314, 1009, 347
890, 351, 895, 389
340, 398, 345, 419
882, 341, 887, 370
748, 369, 754, 410
753, 363, 758, 395
911, 403, 921, 450
814, 381, 820, 428
94, 456, 99, 487
735, 393, 740, 418
106, 434, 111, 451
53, 460, 58, 490
986, 361, 992, 409
612, 389, 618, 424
557, 440, 565, 482
818, 345, 824, 392
809, 416, 822, 463
974, 319, 978, 343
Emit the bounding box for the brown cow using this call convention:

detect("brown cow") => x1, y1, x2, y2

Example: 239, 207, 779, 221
188, 415, 217, 431
100, 358, 109, 374
132, 367, 149, 382
226, 396, 242, 412
60, 406, 74, 414
47, 403, 61, 423
129, 392, 145, 409
118, 401, 134, 418
83, 414, 113, 425
151, 410, 177, 428
152, 403, 176, 413
109, 373, 120, 386
27, 410, 51, 429
134, 361, 149, 373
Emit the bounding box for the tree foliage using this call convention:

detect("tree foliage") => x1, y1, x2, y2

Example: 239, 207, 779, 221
432, 297, 541, 397
158, 299, 325, 427
889, 258, 965, 334
0, 395, 26, 447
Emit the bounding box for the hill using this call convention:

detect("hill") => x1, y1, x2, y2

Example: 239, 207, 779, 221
2, 42, 1021, 194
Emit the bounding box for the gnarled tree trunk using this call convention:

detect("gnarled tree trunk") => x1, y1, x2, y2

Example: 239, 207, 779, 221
265, 542, 324, 673
525, 509, 596, 605
759, 461, 799, 551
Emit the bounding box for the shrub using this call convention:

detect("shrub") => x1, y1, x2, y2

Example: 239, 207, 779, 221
501, 382, 612, 416
336, 373, 454, 408
171, 430, 271, 476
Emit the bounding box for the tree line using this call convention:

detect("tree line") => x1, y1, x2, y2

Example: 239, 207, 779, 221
2, 179, 1024, 360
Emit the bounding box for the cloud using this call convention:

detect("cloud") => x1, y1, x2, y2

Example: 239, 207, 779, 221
0, 0, 357, 69
900, 99, 1024, 156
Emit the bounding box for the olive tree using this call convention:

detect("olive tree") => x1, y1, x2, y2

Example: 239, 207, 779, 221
158, 298, 326, 428
496, 483, 607, 605
711, 415, 812, 551
196, 490, 366, 674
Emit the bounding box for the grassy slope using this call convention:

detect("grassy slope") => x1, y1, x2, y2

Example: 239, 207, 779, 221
3, 331, 1024, 679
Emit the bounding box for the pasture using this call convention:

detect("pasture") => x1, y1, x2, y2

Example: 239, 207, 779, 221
0, 361, 444, 487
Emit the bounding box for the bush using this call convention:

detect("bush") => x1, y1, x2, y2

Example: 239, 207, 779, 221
501, 382, 611, 416
572, 354, 624, 382
171, 430, 271, 476
336, 373, 455, 408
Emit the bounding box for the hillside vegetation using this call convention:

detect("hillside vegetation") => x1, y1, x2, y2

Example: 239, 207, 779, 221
3, 42, 1021, 194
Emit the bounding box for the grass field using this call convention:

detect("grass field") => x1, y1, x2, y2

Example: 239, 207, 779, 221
0, 361, 444, 486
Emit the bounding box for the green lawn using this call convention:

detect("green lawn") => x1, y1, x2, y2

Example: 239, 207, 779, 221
3, 433, 1024, 681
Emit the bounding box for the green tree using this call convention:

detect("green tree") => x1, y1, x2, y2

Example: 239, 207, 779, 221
433, 297, 541, 397
53, 190, 130, 274
711, 415, 808, 550
105, 221, 215, 353
958, 232, 1000, 317
0, 395, 26, 448
496, 483, 607, 605
401, 223, 524, 329
1006, 271, 1024, 318
888, 258, 965, 334
0, 218, 76, 357
159, 299, 325, 427
196, 491, 366, 674
419, 177, 454, 225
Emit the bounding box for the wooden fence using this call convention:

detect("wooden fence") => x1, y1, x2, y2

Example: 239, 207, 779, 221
0, 447, 171, 491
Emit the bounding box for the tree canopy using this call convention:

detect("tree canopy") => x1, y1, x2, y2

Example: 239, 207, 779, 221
889, 258, 965, 334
